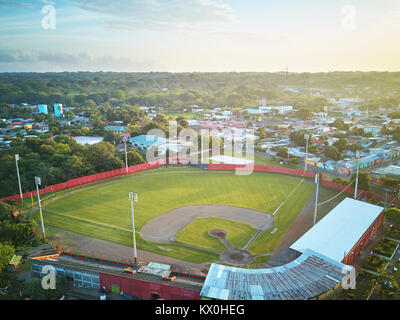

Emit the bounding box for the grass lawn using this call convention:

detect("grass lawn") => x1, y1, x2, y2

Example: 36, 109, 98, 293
253, 155, 300, 169
342, 270, 375, 300
247, 180, 314, 254
37, 168, 314, 263
166, 112, 199, 120
176, 216, 258, 251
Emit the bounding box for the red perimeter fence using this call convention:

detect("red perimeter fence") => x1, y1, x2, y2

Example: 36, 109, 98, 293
2, 161, 399, 207
0, 160, 165, 203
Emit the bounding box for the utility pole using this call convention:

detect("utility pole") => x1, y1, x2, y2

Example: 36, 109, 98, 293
304, 133, 310, 173
35, 177, 46, 239
129, 192, 138, 265
313, 173, 320, 226
15, 154, 23, 203
354, 151, 360, 199
123, 136, 129, 173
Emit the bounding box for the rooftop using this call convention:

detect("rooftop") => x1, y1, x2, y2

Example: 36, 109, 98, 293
290, 198, 383, 262
200, 249, 350, 300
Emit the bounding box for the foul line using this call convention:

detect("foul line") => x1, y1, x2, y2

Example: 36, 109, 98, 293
272, 178, 305, 216
42, 208, 132, 233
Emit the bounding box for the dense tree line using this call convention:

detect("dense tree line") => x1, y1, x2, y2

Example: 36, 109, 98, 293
2, 72, 400, 113
0, 135, 146, 198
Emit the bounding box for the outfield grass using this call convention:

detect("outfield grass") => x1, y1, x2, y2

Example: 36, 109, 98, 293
39, 168, 314, 263
247, 180, 314, 254
176, 216, 258, 251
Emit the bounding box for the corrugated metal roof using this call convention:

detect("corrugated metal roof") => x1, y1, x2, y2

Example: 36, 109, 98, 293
290, 198, 383, 262
200, 250, 350, 300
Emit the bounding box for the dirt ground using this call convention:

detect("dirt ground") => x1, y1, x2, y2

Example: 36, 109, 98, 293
140, 205, 274, 243
49, 226, 209, 275
267, 188, 348, 267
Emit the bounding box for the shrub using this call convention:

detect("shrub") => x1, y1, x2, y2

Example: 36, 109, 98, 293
332, 177, 349, 186
364, 254, 388, 272
374, 238, 398, 258
385, 207, 400, 225
385, 225, 400, 240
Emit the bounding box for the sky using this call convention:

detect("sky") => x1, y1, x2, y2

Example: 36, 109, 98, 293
0, 0, 400, 72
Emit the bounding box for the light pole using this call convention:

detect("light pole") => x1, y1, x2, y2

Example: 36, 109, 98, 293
129, 192, 138, 265
123, 136, 129, 173
35, 176, 46, 239
313, 173, 319, 226
304, 133, 310, 173
15, 154, 23, 203
354, 151, 360, 200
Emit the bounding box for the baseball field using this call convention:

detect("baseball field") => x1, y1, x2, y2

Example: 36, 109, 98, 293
36, 167, 315, 264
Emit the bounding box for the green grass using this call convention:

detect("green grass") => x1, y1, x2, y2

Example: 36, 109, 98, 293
247, 180, 314, 254
166, 112, 199, 120
176, 216, 258, 251
342, 270, 375, 300
253, 155, 299, 169
39, 168, 314, 263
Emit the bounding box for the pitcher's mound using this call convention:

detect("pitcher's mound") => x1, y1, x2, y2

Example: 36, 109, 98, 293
209, 229, 228, 239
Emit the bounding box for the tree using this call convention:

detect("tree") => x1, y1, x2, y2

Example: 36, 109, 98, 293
331, 119, 349, 131
0, 202, 15, 222
25, 278, 66, 300
324, 145, 341, 161
0, 243, 15, 272
333, 138, 348, 152
351, 172, 371, 191
380, 175, 400, 188
289, 130, 312, 147
380, 125, 392, 138
277, 147, 288, 159
126, 150, 144, 166
176, 116, 189, 128
297, 108, 313, 120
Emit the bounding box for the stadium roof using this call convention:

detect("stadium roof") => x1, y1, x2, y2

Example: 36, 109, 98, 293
200, 249, 351, 300
290, 198, 383, 262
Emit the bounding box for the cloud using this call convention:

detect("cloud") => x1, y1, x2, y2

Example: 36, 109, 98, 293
64, 0, 237, 31
0, 50, 162, 72
0, 0, 35, 8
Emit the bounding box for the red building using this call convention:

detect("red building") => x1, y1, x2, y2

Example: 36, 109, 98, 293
291, 198, 384, 266
100, 273, 200, 300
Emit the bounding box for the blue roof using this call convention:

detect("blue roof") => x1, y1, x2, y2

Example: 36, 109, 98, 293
129, 135, 168, 148
104, 125, 127, 132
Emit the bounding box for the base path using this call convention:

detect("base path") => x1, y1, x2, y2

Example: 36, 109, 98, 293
140, 205, 274, 243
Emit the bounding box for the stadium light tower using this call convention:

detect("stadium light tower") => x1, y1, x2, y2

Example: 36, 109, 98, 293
313, 173, 320, 226
35, 176, 46, 239
129, 192, 138, 264
354, 151, 360, 199
15, 154, 23, 203
304, 133, 310, 173
123, 136, 129, 173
